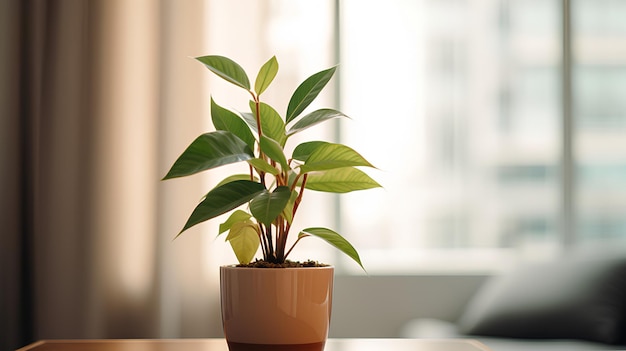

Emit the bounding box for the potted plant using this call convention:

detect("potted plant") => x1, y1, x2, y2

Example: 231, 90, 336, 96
163, 55, 380, 351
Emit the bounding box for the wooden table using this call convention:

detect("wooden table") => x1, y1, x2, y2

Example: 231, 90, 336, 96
17, 339, 492, 351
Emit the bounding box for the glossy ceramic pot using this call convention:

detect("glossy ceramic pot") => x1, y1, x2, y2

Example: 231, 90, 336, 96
220, 265, 334, 351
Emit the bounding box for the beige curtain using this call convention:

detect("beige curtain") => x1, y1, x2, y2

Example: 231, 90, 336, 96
0, 1, 219, 349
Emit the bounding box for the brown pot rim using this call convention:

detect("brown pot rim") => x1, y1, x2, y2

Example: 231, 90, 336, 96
220, 264, 334, 270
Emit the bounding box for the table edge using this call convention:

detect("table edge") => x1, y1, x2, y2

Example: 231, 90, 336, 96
17, 338, 493, 351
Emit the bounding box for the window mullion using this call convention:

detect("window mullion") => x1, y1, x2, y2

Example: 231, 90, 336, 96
561, 0, 575, 248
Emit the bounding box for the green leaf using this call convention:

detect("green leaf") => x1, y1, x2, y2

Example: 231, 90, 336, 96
292, 141, 329, 162
299, 143, 375, 173
240, 112, 258, 133
255, 56, 278, 96
299, 227, 364, 271
226, 220, 260, 264
215, 174, 256, 188
281, 190, 299, 224
163, 131, 254, 179
211, 98, 256, 150
287, 170, 300, 188
249, 186, 291, 226
247, 158, 279, 175
249, 101, 287, 146
287, 109, 348, 136
219, 210, 252, 234
286, 66, 337, 123
305, 168, 382, 193
260, 136, 288, 171
178, 180, 265, 235
196, 55, 250, 90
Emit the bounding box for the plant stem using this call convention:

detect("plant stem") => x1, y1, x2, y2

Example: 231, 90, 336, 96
250, 93, 263, 139
284, 235, 306, 260
259, 228, 268, 258
278, 220, 290, 261
259, 225, 270, 260
250, 94, 268, 187
292, 174, 308, 215
275, 219, 285, 262
265, 224, 274, 261
280, 174, 307, 261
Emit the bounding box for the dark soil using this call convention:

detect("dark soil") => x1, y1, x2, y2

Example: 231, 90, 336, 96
236, 259, 330, 268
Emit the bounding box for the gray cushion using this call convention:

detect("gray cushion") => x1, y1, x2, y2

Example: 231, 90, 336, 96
457, 251, 626, 345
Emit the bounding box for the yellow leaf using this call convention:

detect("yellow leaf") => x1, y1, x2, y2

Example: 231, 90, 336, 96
226, 221, 260, 264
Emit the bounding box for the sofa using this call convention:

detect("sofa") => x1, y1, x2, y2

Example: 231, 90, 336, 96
402, 248, 626, 350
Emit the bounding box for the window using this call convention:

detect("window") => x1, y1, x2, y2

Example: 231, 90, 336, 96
338, 0, 626, 273
574, 0, 626, 245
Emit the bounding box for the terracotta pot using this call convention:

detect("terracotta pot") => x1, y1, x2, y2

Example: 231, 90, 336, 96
220, 265, 334, 351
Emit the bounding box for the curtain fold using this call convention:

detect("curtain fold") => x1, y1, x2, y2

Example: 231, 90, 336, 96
0, 1, 214, 350
0, 0, 30, 349
86, 0, 161, 338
